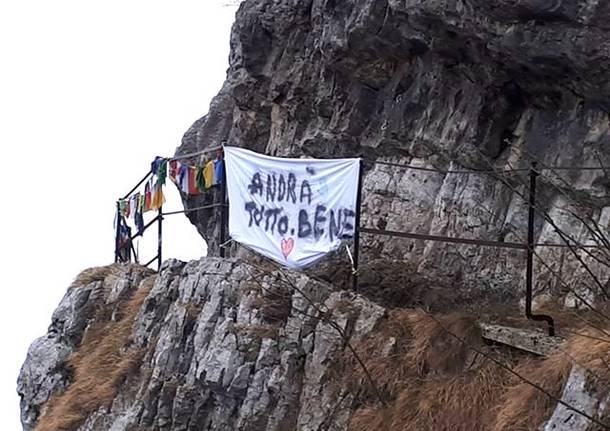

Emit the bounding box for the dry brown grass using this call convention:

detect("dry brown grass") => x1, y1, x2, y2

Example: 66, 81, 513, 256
35, 274, 156, 431
71, 265, 118, 288
492, 354, 570, 431
565, 331, 610, 387
349, 405, 393, 431
234, 323, 279, 341
491, 328, 610, 431
71, 263, 154, 290
334, 309, 415, 398
244, 280, 292, 324
345, 311, 509, 431
380, 362, 510, 431
406, 311, 482, 376
343, 309, 610, 431
185, 303, 203, 321
339, 311, 482, 399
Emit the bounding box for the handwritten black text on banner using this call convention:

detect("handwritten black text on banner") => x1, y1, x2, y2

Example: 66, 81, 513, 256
224, 146, 360, 268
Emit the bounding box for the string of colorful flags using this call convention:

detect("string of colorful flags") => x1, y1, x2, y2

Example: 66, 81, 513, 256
117, 146, 358, 271
117, 151, 225, 234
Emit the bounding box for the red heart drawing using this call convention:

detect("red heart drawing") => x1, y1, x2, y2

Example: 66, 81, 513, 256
281, 238, 295, 259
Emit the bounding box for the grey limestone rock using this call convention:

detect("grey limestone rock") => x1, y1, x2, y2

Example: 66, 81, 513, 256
542, 365, 609, 431
19, 258, 386, 431
19, 1, 610, 429
177, 0, 610, 307
17, 264, 152, 431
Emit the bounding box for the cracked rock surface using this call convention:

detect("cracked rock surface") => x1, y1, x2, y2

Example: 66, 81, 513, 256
18, 258, 385, 430
179, 0, 610, 307
17, 265, 151, 431
18, 259, 610, 431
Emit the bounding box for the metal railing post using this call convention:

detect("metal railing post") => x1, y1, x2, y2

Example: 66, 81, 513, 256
352, 159, 364, 291
220, 152, 228, 258
525, 162, 555, 336
115, 201, 121, 263
157, 207, 163, 271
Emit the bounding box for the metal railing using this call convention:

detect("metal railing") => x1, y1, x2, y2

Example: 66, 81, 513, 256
114, 147, 227, 270
352, 160, 608, 336
115, 148, 609, 337
114, 169, 163, 270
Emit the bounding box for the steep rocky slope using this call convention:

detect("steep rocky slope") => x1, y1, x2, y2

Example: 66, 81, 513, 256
19, 260, 385, 430
18, 261, 610, 431
180, 0, 609, 307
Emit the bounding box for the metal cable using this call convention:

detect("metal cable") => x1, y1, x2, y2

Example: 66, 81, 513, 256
362, 158, 608, 175
455, 142, 610, 286
507, 145, 610, 262
170, 145, 223, 162
161, 203, 227, 216
362, 158, 529, 174
247, 259, 610, 430
401, 139, 610, 325
420, 310, 610, 430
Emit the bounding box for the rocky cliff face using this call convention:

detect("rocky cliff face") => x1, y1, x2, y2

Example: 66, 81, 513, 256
180, 0, 610, 307
18, 260, 386, 431
19, 2, 610, 430
18, 261, 610, 431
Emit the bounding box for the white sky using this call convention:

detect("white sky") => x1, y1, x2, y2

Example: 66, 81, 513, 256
0, 1, 239, 427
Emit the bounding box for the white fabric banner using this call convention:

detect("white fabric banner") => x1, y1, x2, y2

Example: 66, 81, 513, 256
224, 146, 361, 269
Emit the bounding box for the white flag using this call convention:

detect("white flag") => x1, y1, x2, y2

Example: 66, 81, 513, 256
224, 146, 361, 269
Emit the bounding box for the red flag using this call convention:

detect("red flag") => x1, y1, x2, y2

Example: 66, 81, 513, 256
169, 160, 179, 182
144, 180, 152, 211
188, 166, 200, 195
